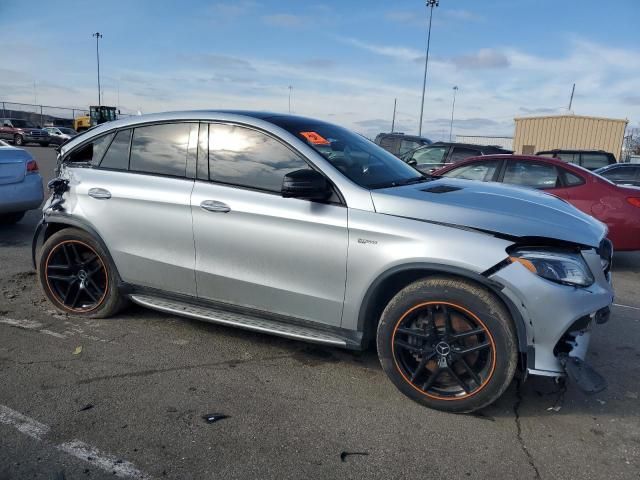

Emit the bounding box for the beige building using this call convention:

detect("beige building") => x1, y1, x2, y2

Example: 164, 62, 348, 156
513, 114, 628, 160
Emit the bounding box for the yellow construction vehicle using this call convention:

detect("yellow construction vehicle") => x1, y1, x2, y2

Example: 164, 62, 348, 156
73, 106, 118, 132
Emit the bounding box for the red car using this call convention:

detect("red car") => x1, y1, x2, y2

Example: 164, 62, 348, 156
433, 155, 640, 251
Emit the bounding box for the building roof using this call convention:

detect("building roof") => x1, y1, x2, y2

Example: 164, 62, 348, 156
514, 114, 628, 123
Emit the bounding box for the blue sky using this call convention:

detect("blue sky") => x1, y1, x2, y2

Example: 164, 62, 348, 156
1, 0, 638, 139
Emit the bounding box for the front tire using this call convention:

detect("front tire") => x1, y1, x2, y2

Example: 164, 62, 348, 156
377, 276, 518, 413
14, 134, 24, 146
37, 228, 127, 318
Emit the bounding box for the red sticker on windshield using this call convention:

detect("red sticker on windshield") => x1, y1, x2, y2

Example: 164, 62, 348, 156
300, 131, 330, 145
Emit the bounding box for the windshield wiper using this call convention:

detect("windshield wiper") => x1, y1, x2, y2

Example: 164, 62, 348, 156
397, 175, 430, 186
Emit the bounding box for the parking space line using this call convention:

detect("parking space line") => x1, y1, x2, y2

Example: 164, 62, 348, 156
0, 404, 50, 440
0, 316, 67, 339
0, 403, 151, 479
613, 303, 640, 311
58, 440, 152, 480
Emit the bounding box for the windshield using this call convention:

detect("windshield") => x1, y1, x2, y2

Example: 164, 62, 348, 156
271, 119, 426, 189
59, 128, 77, 135
11, 119, 37, 128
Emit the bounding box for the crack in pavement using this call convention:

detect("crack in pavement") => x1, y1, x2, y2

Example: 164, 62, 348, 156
513, 380, 542, 480
74, 352, 295, 385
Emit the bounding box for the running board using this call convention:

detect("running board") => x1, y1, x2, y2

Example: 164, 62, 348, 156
130, 294, 356, 348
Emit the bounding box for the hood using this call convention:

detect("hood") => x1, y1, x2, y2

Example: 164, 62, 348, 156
371, 178, 606, 248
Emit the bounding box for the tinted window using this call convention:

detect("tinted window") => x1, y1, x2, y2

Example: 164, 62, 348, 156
413, 146, 447, 165
399, 139, 421, 155
556, 153, 578, 164
269, 120, 425, 189
130, 123, 191, 177
563, 170, 585, 186
601, 166, 638, 181
581, 153, 612, 170
443, 160, 500, 182
100, 129, 131, 170
503, 161, 560, 189
450, 147, 482, 163
67, 133, 114, 165
208, 124, 311, 192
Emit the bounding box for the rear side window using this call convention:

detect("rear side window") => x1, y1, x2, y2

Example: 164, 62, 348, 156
399, 139, 420, 155
562, 169, 585, 186
208, 124, 310, 192
581, 153, 611, 170
99, 129, 131, 170
602, 166, 637, 181
556, 153, 578, 164
413, 147, 447, 165
503, 161, 560, 189
66, 133, 114, 165
130, 123, 191, 177
444, 160, 500, 182
449, 147, 481, 163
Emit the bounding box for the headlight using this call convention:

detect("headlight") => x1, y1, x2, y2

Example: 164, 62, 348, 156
509, 248, 594, 287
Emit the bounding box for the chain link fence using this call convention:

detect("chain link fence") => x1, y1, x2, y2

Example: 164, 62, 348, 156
0, 101, 135, 129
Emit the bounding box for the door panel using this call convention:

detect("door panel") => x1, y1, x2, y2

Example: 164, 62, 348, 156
191, 182, 348, 326
72, 168, 197, 295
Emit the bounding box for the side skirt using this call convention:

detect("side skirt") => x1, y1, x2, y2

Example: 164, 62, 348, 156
127, 289, 363, 350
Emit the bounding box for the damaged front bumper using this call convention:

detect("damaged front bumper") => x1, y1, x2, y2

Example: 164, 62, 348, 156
489, 246, 613, 389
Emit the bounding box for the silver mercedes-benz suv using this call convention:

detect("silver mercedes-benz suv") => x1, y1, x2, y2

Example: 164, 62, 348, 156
33, 111, 614, 413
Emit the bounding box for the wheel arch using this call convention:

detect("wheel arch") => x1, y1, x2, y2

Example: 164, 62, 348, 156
357, 263, 528, 354
33, 215, 123, 285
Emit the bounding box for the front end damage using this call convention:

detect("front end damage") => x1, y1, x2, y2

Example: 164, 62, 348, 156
488, 240, 614, 393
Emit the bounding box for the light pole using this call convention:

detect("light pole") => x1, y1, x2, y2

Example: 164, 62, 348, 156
449, 86, 458, 141
288, 85, 293, 113
418, 0, 438, 137
92, 32, 103, 106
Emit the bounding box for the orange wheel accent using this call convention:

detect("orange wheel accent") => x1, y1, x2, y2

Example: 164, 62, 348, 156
44, 240, 109, 313
391, 301, 497, 401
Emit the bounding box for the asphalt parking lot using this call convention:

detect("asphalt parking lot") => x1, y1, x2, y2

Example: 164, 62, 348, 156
1, 146, 639, 480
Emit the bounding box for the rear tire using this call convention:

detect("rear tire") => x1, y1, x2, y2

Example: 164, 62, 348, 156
37, 228, 128, 318
41, 142, 50, 147
377, 276, 518, 413
13, 134, 23, 146
0, 211, 26, 224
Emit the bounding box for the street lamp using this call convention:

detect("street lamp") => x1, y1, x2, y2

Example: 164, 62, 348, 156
92, 32, 103, 106
449, 86, 458, 141
288, 85, 293, 113
418, 0, 439, 137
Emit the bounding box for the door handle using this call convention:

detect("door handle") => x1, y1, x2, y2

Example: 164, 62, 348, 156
200, 200, 230, 213
88, 188, 111, 199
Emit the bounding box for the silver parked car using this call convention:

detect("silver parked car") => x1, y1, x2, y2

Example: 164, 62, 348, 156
33, 111, 614, 413
44, 126, 79, 146
0, 142, 44, 223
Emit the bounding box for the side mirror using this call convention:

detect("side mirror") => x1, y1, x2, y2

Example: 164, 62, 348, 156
282, 169, 331, 201
407, 158, 417, 166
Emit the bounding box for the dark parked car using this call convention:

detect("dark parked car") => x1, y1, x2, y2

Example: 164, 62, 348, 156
433, 154, 640, 251
536, 149, 616, 171
374, 132, 432, 157
0, 118, 50, 147
594, 163, 640, 187
401, 142, 512, 174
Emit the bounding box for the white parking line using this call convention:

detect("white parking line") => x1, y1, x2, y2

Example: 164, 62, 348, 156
0, 317, 67, 339
0, 404, 151, 479
58, 440, 152, 479
0, 404, 50, 440
613, 303, 640, 311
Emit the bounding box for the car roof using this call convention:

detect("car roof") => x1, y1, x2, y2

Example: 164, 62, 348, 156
424, 141, 510, 150
60, 110, 344, 155
537, 149, 611, 154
